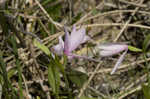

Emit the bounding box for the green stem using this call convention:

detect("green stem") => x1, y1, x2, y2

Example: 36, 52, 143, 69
16, 59, 23, 98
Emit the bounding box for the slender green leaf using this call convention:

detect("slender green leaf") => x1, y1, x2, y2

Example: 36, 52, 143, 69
142, 84, 150, 99
48, 64, 56, 93
16, 59, 23, 98
10, 35, 18, 56
128, 45, 142, 52
53, 64, 60, 94
8, 68, 17, 79
54, 55, 65, 73
33, 39, 51, 55
48, 62, 60, 96
143, 34, 150, 53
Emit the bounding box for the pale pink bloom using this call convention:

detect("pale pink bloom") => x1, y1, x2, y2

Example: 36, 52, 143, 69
52, 25, 92, 60
98, 43, 128, 74
99, 44, 128, 57
52, 36, 64, 55
64, 25, 90, 56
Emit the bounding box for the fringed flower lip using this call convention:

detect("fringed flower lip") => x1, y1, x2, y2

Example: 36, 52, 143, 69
98, 43, 128, 74
52, 25, 95, 61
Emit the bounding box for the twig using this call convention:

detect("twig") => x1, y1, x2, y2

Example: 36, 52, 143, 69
0, 13, 26, 47
39, 81, 51, 99
118, 83, 145, 99
88, 86, 107, 98
82, 10, 150, 23
13, 79, 48, 86
19, 28, 42, 43
34, 0, 63, 30
119, 0, 146, 8
114, 0, 144, 42
75, 1, 105, 25
88, 57, 150, 75
38, 19, 51, 35
21, 74, 30, 98
124, 74, 147, 91
4, 32, 62, 66
83, 23, 150, 30
18, 13, 38, 19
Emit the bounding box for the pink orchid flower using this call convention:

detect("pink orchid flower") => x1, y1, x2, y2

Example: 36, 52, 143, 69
98, 43, 128, 74
52, 25, 93, 60
52, 36, 64, 55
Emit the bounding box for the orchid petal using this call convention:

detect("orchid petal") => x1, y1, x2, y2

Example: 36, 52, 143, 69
52, 25, 90, 61
52, 36, 64, 55
99, 44, 128, 51
72, 25, 76, 34
110, 50, 127, 75
64, 27, 70, 54
69, 26, 86, 52
59, 36, 64, 47
100, 50, 119, 57
99, 44, 128, 57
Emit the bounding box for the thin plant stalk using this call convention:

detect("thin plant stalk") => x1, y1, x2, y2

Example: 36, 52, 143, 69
16, 59, 23, 98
